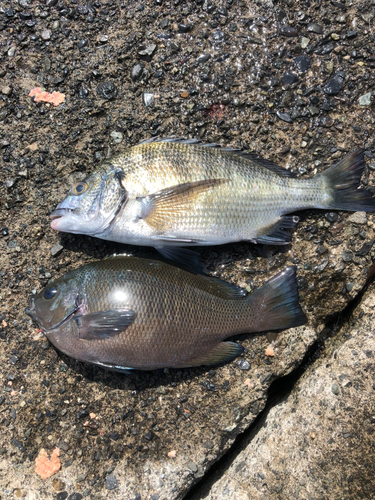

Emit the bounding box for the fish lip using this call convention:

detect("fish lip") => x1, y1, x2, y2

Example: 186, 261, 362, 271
25, 297, 35, 318
50, 208, 70, 221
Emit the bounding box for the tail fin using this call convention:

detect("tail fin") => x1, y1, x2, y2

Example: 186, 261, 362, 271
250, 267, 307, 332
317, 149, 375, 212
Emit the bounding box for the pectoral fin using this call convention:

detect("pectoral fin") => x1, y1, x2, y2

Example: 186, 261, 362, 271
180, 341, 244, 368
76, 309, 136, 340
138, 179, 226, 232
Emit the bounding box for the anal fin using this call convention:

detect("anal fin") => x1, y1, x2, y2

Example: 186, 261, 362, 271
156, 246, 205, 274
179, 341, 244, 368
252, 215, 299, 245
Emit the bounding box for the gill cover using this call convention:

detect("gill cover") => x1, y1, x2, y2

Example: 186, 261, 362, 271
26, 279, 80, 332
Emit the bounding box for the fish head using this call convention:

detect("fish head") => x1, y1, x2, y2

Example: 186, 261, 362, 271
50, 167, 127, 235
25, 275, 83, 333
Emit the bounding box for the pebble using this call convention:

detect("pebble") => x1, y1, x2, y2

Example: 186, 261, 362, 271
341, 250, 353, 262
345, 282, 354, 292
106, 474, 119, 490
212, 30, 225, 43
56, 492, 68, 500
276, 111, 293, 123
79, 87, 89, 99
96, 81, 117, 100
347, 30, 357, 39
142, 93, 155, 107
280, 25, 298, 37
358, 92, 371, 107
300, 37, 310, 48
355, 240, 374, 257
238, 359, 250, 370
1, 86, 12, 96
19, 12, 32, 20
348, 212, 366, 225
325, 212, 338, 223
110, 131, 123, 144
187, 462, 198, 473
324, 72, 345, 95
18, 0, 30, 8
41, 29, 51, 41
138, 44, 157, 61
331, 383, 339, 395
51, 243, 64, 257
282, 72, 299, 85
196, 54, 211, 64
248, 36, 262, 45
8, 47, 16, 57
316, 245, 328, 255
308, 106, 319, 116
131, 63, 144, 82
67, 494, 82, 500
307, 22, 323, 34
178, 23, 193, 33
294, 56, 310, 72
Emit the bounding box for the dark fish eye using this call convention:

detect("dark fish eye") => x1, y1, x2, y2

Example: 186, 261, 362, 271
72, 182, 88, 195
44, 286, 58, 300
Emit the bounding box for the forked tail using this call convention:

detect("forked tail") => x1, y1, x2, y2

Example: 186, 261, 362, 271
249, 267, 307, 333
316, 149, 375, 212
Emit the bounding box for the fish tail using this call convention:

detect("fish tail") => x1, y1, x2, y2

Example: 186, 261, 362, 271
317, 149, 375, 211
248, 267, 307, 332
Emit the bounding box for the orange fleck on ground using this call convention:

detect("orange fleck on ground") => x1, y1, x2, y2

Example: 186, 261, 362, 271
1, 320, 7, 327
180, 91, 189, 98
29, 87, 65, 106
265, 345, 275, 357
311, 432, 316, 440
244, 378, 252, 388
168, 450, 177, 458
35, 448, 61, 479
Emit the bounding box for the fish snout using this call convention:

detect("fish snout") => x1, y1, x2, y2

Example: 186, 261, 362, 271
25, 297, 36, 319
50, 208, 69, 221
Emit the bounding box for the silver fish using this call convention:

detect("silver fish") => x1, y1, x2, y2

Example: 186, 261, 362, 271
25, 257, 306, 371
50, 139, 373, 262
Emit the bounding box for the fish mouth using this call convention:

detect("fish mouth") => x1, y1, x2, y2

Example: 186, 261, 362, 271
25, 297, 36, 319
50, 208, 69, 221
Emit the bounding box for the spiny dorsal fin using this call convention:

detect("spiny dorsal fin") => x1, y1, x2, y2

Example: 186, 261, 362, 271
137, 136, 296, 177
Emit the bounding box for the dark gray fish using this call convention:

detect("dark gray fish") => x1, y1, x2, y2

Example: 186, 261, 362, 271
26, 257, 306, 371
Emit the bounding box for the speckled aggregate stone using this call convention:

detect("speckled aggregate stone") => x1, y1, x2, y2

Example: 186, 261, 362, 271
0, 0, 374, 498
199, 287, 375, 500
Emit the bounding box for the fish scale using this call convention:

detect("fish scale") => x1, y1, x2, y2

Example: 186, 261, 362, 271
25, 256, 306, 371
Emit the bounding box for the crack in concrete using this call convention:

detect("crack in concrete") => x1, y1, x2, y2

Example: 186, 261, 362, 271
183, 279, 372, 500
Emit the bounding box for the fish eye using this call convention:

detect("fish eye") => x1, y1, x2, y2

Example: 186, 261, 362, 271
43, 286, 58, 300
71, 182, 88, 195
